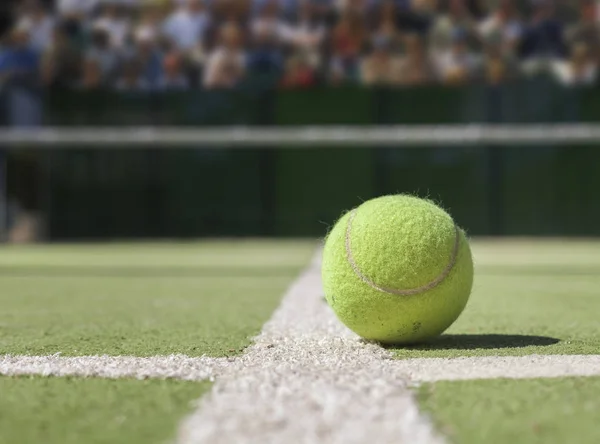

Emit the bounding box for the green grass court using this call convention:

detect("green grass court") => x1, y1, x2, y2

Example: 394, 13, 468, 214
0, 240, 599, 444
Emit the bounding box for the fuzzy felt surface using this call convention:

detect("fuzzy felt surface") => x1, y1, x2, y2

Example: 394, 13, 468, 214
322, 195, 474, 344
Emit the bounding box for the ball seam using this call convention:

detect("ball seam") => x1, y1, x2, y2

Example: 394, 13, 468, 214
344, 208, 461, 296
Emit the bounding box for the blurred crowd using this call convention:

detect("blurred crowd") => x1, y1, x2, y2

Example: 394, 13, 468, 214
0, 0, 599, 91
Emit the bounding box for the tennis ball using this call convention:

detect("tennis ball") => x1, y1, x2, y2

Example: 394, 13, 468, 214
322, 194, 473, 344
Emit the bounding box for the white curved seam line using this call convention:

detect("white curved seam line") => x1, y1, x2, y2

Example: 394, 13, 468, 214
345, 209, 460, 296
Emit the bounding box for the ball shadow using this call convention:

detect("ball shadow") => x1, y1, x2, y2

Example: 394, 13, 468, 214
386, 334, 560, 350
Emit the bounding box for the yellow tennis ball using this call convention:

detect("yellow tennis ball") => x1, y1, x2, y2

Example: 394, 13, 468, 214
322, 194, 473, 344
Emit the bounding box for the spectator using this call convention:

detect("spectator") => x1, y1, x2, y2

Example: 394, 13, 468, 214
360, 34, 402, 85
157, 52, 190, 89
436, 27, 480, 84
565, 0, 600, 62
93, 2, 131, 49
248, 0, 287, 77
0, 24, 43, 127
552, 41, 597, 86
280, 52, 317, 87
250, 0, 292, 44
0, 22, 39, 87
115, 57, 150, 90
17, 1, 55, 53
287, 0, 327, 73
135, 2, 167, 45
370, 0, 401, 49
40, 22, 82, 87
397, 33, 434, 85
247, 21, 285, 76
203, 22, 246, 88
329, 9, 367, 83
429, 0, 476, 56
134, 27, 163, 86
520, 0, 567, 75
56, 0, 96, 46
478, 0, 523, 58
396, 0, 434, 36
203, 0, 250, 58
483, 40, 515, 85
83, 24, 120, 87
162, 0, 211, 52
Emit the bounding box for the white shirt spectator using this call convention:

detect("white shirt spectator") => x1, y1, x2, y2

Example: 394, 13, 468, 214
162, 1, 210, 50
32, 19, 55, 53
16, 15, 55, 53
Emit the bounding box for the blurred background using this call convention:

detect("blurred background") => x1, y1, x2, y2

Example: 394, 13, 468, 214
1, 0, 600, 243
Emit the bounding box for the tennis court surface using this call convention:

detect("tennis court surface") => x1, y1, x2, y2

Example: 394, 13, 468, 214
1, 240, 599, 444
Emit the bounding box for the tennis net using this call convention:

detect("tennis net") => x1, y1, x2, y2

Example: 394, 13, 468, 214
2, 124, 600, 146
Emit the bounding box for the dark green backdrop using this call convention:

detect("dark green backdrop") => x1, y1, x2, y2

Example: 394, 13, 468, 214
7, 78, 600, 239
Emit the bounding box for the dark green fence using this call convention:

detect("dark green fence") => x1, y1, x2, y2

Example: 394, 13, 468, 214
6, 78, 600, 239
41, 81, 598, 126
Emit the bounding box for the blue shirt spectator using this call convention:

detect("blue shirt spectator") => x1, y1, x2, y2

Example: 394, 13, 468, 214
0, 26, 40, 88
520, 1, 566, 60
247, 45, 284, 73
0, 48, 39, 78
133, 29, 164, 86
247, 20, 285, 77
0, 24, 42, 127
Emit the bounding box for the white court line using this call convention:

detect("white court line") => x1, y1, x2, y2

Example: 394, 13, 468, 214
175, 252, 444, 444
0, 354, 229, 381
394, 355, 600, 383
2, 354, 600, 385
